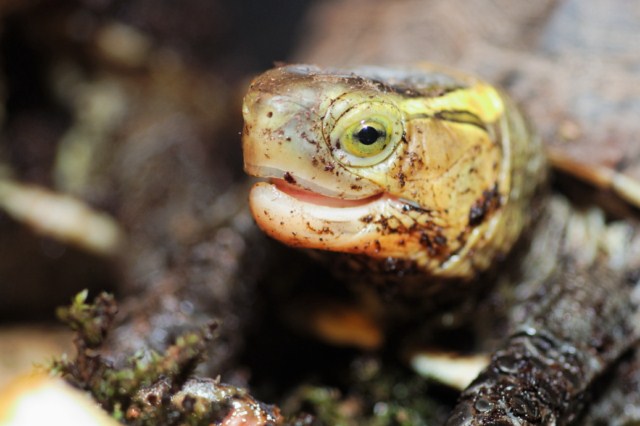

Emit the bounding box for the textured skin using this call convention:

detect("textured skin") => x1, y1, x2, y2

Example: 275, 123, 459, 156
242, 65, 546, 283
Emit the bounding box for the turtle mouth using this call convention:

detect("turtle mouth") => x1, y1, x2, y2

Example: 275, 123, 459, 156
248, 178, 393, 251
270, 178, 383, 208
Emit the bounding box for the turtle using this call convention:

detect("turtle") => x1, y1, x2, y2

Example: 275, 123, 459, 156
240, 1, 640, 424
240, 61, 640, 425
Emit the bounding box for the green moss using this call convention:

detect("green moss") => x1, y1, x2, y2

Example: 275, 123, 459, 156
51, 291, 283, 426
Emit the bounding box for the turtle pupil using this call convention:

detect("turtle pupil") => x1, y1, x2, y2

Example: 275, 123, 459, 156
355, 126, 382, 145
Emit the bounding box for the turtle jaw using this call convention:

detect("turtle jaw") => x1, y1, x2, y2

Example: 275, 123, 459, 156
266, 178, 382, 208
249, 180, 398, 254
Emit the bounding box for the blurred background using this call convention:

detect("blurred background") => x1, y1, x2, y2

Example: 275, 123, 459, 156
0, 0, 318, 388
0, 0, 314, 318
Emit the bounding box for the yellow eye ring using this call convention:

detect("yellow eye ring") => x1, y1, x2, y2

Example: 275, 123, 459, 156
323, 97, 404, 167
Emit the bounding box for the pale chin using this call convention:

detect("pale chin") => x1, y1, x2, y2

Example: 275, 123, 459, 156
248, 181, 394, 253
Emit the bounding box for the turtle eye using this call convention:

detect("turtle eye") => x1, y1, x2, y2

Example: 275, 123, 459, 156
324, 99, 404, 167
341, 120, 388, 158
355, 124, 384, 146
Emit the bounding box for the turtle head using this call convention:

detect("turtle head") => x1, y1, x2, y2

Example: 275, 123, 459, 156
242, 64, 545, 280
